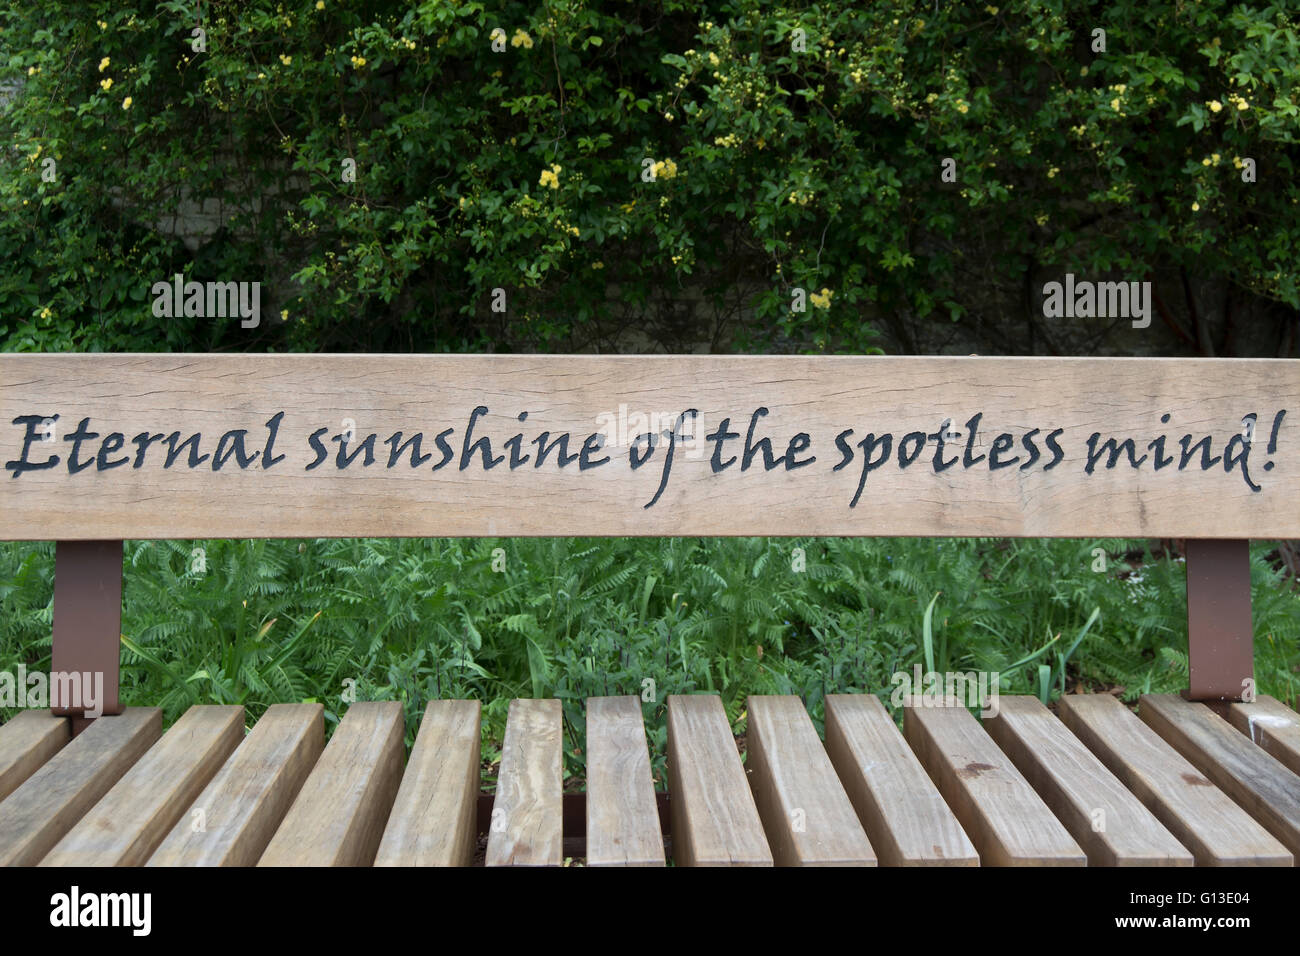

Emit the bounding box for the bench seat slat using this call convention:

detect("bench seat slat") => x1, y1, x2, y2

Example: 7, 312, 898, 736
259, 701, 405, 867
1228, 695, 1300, 777
146, 703, 323, 867
985, 696, 1193, 866
1058, 694, 1290, 865
746, 695, 876, 866
666, 694, 772, 866
824, 694, 978, 866
0, 708, 160, 866
374, 700, 481, 867
41, 705, 244, 867
585, 696, 665, 867
904, 700, 1086, 865
1139, 693, 1300, 861
486, 698, 562, 867
0, 711, 70, 803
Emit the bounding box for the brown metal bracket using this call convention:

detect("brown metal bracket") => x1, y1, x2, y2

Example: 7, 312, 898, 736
51, 540, 124, 732
1183, 539, 1254, 708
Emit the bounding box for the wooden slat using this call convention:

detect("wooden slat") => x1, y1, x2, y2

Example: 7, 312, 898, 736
904, 699, 1085, 865
146, 703, 323, 866
823, 694, 978, 866
374, 700, 481, 867
3, 355, 1296, 540
486, 698, 562, 867
1140, 693, 1300, 860
0, 711, 70, 802
0, 708, 160, 866
745, 695, 875, 866
1058, 694, 1290, 865
666, 694, 772, 866
40, 705, 244, 866
1228, 695, 1300, 776
258, 701, 405, 866
585, 696, 665, 867
985, 696, 1193, 866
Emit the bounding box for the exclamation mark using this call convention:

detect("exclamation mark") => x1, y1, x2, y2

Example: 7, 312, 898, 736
1263, 409, 1286, 471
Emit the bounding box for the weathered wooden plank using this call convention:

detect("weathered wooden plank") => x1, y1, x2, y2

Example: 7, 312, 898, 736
745, 695, 876, 866
823, 694, 978, 866
1228, 695, 1300, 776
1059, 694, 1290, 865
486, 699, 562, 867
258, 701, 405, 866
374, 700, 481, 867
0, 710, 70, 803
41, 705, 244, 866
1140, 693, 1300, 860
2, 355, 1295, 540
666, 694, 772, 867
146, 703, 323, 867
585, 696, 665, 867
0, 708, 160, 866
985, 696, 1193, 866
904, 699, 1085, 866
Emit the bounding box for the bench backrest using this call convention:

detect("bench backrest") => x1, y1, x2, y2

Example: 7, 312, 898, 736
2, 354, 1297, 541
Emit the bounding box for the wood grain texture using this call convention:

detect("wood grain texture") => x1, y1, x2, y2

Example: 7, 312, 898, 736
146, 703, 323, 867
1228, 695, 1300, 776
40, 705, 244, 867
1058, 694, 1290, 865
585, 696, 665, 867
0, 711, 69, 803
2, 355, 1295, 540
984, 696, 1192, 866
374, 700, 481, 867
745, 695, 875, 866
258, 701, 405, 867
666, 694, 772, 866
823, 694, 978, 866
486, 698, 562, 867
903, 699, 1085, 866
1139, 693, 1300, 860
0, 708, 160, 866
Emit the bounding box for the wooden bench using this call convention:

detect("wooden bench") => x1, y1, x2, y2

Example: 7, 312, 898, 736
1, 353, 1298, 866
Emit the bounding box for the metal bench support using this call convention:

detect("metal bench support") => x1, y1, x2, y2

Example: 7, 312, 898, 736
51, 540, 124, 734
1184, 538, 1254, 707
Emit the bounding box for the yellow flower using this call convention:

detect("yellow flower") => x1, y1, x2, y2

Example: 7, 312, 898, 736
1047, 167, 1059, 178
99, 57, 110, 72
671, 254, 682, 264
1236, 98, 1249, 110
1191, 202, 1200, 212
956, 101, 969, 114
567, 226, 579, 236
1207, 100, 1222, 113
280, 54, 293, 66
97, 20, 107, 30
708, 52, 719, 67
809, 288, 833, 310
1110, 83, 1126, 94
592, 261, 603, 269
1035, 213, 1049, 226
539, 168, 559, 189
100, 78, 112, 91
40, 307, 51, 319
122, 96, 133, 109
316, 1, 324, 8
511, 29, 533, 49
1110, 97, 1120, 110
350, 55, 366, 68
985, 5, 999, 13
281, 309, 289, 320
1080, 66, 1088, 76
1233, 156, 1243, 169
26, 66, 38, 76
1202, 157, 1211, 166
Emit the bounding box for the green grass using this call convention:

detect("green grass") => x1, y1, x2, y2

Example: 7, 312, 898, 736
2, 537, 1297, 788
